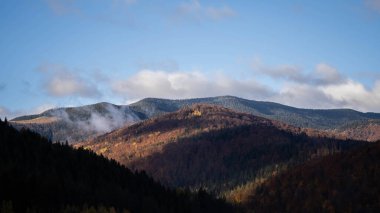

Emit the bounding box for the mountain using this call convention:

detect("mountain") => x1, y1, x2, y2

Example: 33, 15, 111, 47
11, 96, 380, 143
11, 102, 141, 143
247, 141, 380, 213
129, 96, 380, 134
0, 119, 235, 213
78, 104, 365, 195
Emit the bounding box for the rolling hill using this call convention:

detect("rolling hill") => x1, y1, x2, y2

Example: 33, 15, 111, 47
78, 104, 365, 195
11, 96, 380, 143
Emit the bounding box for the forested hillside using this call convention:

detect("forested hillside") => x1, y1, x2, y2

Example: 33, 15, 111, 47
248, 141, 380, 213
0, 119, 235, 213
80, 105, 366, 196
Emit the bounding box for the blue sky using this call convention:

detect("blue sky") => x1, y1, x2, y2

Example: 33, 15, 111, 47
1, 0, 380, 118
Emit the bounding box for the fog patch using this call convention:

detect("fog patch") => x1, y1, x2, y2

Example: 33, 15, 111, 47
43, 103, 141, 142
80, 104, 140, 133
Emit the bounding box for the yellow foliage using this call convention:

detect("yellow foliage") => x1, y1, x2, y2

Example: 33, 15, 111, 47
99, 147, 108, 154
84, 146, 92, 150
192, 109, 202, 116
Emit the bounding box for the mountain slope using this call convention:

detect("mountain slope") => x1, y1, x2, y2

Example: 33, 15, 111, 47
79, 104, 365, 194
11, 102, 140, 143
130, 96, 380, 131
247, 141, 380, 213
12, 96, 380, 143
0, 119, 234, 213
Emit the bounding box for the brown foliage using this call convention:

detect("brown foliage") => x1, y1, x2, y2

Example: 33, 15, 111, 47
78, 104, 364, 195
248, 142, 380, 212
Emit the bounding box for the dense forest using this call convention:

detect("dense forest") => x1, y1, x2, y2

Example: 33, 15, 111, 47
0, 119, 235, 213
129, 123, 365, 194
248, 141, 380, 213
81, 105, 367, 196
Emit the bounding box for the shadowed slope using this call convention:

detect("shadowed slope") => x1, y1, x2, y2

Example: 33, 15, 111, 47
79, 104, 365, 195
0, 119, 235, 213
248, 142, 380, 213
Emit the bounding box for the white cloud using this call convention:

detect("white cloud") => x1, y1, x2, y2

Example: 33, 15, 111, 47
38, 63, 101, 98
112, 69, 273, 100
47, 73, 96, 97
108, 63, 380, 112
252, 59, 380, 112
272, 80, 380, 112
321, 80, 380, 111
314, 63, 344, 85
28, 60, 380, 114
254, 61, 345, 86
252, 60, 307, 82
175, 0, 236, 22
274, 83, 338, 109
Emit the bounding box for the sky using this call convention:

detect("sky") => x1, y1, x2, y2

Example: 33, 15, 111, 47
1, 0, 380, 118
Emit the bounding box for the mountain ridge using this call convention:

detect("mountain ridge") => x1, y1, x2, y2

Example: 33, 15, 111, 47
11, 96, 380, 142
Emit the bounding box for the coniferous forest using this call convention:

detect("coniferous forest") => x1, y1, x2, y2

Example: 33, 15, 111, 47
0, 119, 235, 213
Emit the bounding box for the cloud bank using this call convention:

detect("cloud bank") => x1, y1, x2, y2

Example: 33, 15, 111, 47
109, 62, 380, 112
253, 62, 380, 112
112, 70, 272, 100
253, 61, 345, 86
